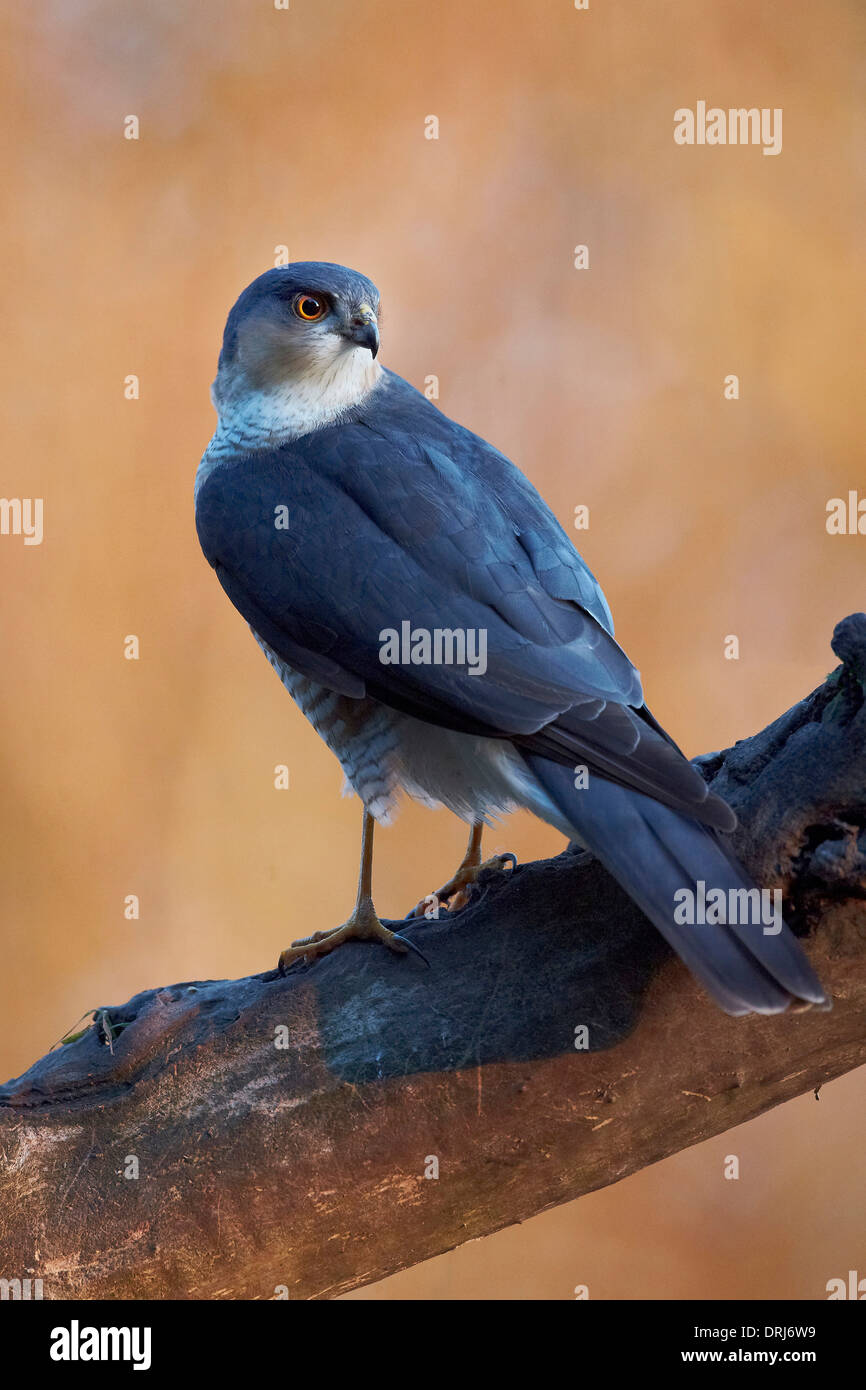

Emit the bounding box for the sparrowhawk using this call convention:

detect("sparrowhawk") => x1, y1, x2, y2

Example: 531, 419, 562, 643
195, 262, 826, 1016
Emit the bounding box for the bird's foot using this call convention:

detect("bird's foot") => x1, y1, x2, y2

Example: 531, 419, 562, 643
279, 897, 425, 970
411, 852, 516, 918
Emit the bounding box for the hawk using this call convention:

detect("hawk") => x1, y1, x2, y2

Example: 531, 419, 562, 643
195, 262, 826, 1016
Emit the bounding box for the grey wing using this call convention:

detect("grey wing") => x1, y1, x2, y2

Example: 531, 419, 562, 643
196, 398, 732, 830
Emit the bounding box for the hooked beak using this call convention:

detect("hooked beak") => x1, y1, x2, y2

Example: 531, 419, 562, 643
343, 304, 379, 358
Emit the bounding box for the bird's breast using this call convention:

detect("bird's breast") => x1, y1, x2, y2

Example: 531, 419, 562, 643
251, 629, 553, 831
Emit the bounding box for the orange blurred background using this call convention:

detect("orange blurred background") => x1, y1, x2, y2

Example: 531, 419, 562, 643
1, 0, 864, 1298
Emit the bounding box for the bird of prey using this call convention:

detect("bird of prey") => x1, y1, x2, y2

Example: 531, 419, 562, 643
195, 261, 827, 1016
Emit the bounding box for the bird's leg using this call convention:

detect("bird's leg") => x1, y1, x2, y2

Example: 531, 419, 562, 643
279, 810, 412, 969
411, 819, 515, 917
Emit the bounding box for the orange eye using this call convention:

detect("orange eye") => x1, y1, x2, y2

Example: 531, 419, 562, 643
294, 293, 327, 321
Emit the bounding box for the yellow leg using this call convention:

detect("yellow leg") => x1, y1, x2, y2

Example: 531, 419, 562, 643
279, 810, 416, 969
411, 819, 514, 917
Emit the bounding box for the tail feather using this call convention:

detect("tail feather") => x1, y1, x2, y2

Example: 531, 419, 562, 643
524, 755, 828, 1016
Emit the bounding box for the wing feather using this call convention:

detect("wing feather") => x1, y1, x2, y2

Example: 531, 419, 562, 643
196, 370, 729, 826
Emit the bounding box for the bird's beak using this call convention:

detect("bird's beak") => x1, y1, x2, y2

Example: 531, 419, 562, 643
343, 305, 379, 358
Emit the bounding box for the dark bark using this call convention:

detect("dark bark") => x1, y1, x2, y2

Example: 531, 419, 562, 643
1, 615, 865, 1300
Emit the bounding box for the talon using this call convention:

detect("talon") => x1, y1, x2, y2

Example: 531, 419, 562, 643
278, 898, 413, 970
411, 848, 516, 917
391, 933, 430, 966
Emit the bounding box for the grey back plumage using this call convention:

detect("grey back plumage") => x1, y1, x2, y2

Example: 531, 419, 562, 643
197, 332, 827, 1014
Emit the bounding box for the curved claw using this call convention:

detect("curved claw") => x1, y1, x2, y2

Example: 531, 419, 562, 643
405, 850, 519, 920
391, 932, 430, 967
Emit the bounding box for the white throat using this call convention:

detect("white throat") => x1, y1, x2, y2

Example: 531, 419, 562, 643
208, 344, 383, 456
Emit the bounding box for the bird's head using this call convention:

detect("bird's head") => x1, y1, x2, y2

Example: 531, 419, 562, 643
211, 262, 382, 441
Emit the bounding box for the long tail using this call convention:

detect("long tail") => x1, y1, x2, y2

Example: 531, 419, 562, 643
524, 755, 828, 1015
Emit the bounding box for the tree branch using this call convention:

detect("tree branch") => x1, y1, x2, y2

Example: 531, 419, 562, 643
2, 615, 865, 1300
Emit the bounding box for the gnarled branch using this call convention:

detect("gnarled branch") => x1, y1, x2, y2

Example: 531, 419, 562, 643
1, 615, 865, 1300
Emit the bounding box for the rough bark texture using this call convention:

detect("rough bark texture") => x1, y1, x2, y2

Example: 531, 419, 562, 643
1, 615, 865, 1301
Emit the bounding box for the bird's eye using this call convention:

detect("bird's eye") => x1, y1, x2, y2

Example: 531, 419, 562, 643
293, 293, 327, 322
